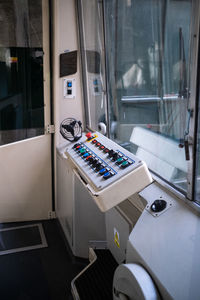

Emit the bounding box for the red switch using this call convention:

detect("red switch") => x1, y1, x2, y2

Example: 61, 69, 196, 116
86, 132, 92, 139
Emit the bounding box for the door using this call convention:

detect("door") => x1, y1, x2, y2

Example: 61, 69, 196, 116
0, 0, 52, 222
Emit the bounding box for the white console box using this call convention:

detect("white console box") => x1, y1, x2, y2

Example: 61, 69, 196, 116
56, 143, 106, 258
65, 132, 153, 212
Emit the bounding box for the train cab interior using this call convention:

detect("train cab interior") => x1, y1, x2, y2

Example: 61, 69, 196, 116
0, 0, 200, 299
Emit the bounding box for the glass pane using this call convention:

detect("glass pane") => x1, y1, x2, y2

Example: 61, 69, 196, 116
78, 0, 107, 131
195, 93, 200, 203
0, 0, 44, 146
105, 0, 192, 193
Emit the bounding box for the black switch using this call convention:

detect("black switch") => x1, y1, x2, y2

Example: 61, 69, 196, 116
112, 152, 119, 161
96, 163, 103, 171
108, 149, 114, 157
88, 156, 95, 164
92, 158, 99, 167
67, 89, 72, 95
151, 200, 167, 213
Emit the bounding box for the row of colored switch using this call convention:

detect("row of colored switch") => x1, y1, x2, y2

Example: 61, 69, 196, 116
73, 143, 115, 180
91, 139, 133, 169
108, 150, 134, 168
115, 157, 134, 168
91, 139, 110, 153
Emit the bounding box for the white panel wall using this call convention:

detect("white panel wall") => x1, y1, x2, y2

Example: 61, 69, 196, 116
53, 0, 85, 147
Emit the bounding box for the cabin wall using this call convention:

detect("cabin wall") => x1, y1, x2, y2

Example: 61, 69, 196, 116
52, 0, 85, 147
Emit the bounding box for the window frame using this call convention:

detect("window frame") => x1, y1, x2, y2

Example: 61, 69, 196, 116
77, 0, 200, 204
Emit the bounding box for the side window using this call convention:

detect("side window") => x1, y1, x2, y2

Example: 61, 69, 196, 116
104, 0, 193, 195
195, 84, 200, 203
0, 0, 44, 146
77, 0, 107, 132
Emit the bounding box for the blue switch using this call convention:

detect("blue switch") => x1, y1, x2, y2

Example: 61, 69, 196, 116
103, 172, 111, 179
99, 168, 106, 175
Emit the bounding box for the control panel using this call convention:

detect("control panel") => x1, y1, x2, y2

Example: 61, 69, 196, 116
65, 132, 152, 212
64, 78, 76, 99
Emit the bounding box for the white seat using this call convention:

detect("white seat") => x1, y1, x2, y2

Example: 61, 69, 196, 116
130, 127, 187, 181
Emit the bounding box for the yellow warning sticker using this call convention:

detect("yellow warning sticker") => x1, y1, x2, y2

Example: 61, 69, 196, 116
114, 228, 120, 248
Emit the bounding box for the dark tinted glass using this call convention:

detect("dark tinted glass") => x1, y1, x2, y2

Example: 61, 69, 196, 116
0, 0, 44, 146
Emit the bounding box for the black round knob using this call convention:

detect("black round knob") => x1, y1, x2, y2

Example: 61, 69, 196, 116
151, 200, 167, 213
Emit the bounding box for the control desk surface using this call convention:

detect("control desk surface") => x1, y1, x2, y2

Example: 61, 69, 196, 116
65, 132, 143, 191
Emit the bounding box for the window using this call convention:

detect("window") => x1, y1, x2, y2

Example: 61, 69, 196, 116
77, 0, 107, 131
195, 78, 200, 203
0, 0, 44, 146
104, 0, 194, 195
78, 0, 200, 202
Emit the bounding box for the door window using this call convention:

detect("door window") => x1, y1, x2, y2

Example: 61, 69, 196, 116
0, 0, 44, 146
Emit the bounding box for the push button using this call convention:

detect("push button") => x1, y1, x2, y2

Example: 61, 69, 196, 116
80, 149, 86, 155
73, 143, 80, 149
92, 140, 97, 144
96, 142, 101, 147
112, 152, 119, 161
116, 157, 124, 165
103, 172, 111, 179
88, 156, 95, 164
85, 132, 93, 140
108, 149, 114, 157
121, 161, 129, 168
92, 159, 99, 167
86, 155, 92, 160
96, 163, 103, 171
100, 145, 105, 150
75, 145, 81, 150
103, 148, 110, 153
83, 153, 89, 158
99, 168, 107, 175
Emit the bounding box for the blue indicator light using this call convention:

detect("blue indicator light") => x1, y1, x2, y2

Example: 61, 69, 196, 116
93, 79, 98, 85
67, 81, 72, 87
83, 153, 89, 158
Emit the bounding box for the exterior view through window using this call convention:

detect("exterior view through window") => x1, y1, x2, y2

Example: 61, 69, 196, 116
104, 0, 192, 194
77, 0, 107, 131
0, 0, 44, 146
195, 89, 200, 203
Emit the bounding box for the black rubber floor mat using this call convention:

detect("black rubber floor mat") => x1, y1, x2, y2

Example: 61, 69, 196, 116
0, 223, 47, 255
75, 249, 118, 300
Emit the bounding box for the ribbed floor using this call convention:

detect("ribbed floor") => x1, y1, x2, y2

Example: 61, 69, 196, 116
75, 249, 118, 300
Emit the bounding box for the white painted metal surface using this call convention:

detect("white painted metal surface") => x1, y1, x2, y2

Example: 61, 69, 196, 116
126, 182, 200, 300
56, 143, 106, 258
65, 131, 152, 212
